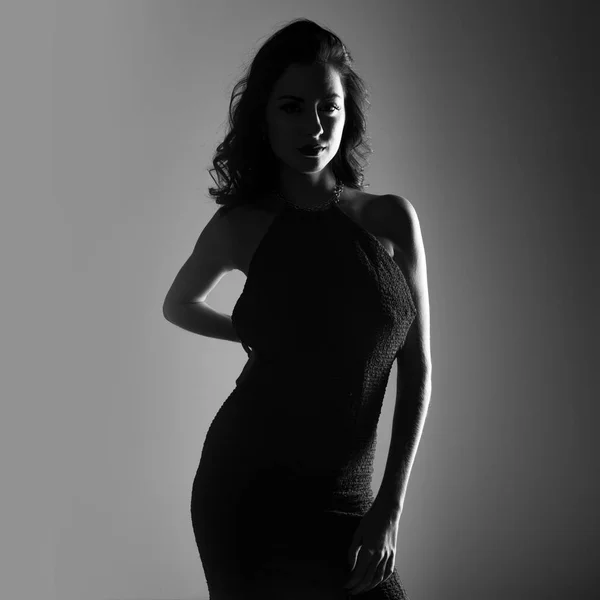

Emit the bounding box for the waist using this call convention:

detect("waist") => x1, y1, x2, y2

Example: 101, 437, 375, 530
238, 353, 359, 391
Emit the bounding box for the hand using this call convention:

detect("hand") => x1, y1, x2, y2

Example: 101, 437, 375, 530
344, 496, 401, 595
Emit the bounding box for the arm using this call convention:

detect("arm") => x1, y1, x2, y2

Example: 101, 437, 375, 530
163, 206, 244, 345
378, 364, 432, 516
343, 195, 432, 595
377, 195, 433, 516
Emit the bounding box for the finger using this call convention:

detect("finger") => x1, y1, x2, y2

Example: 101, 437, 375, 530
371, 554, 392, 589
360, 555, 388, 594
347, 552, 384, 595
345, 548, 370, 589
347, 543, 361, 571
382, 554, 395, 582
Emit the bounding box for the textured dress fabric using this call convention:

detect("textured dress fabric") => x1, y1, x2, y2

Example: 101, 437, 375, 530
191, 199, 417, 599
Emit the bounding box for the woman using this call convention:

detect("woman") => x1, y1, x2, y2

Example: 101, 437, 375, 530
163, 18, 432, 600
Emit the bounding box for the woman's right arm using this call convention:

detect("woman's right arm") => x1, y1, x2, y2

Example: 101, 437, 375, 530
164, 301, 241, 343
162, 206, 243, 345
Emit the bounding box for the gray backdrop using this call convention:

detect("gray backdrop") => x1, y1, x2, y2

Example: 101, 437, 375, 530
0, 1, 595, 600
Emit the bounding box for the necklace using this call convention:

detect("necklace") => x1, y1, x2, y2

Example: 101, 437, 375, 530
273, 180, 345, 212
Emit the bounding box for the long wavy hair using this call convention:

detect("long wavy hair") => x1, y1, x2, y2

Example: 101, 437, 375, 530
207, 18, 373, 215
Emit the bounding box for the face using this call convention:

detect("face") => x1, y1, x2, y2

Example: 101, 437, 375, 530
264, 62, 346, 176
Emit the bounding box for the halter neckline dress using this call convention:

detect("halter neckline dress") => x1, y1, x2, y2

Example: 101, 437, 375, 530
191, 197, 417, 599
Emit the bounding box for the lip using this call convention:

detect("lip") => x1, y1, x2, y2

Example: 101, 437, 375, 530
297, 145, 325, 155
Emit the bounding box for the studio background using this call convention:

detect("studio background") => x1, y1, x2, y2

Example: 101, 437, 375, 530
0, 1, 595, 600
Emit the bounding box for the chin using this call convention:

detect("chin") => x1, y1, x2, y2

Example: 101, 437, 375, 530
298, 165, 329, 175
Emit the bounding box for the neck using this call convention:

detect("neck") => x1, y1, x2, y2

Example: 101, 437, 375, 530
276, 166, 338, 208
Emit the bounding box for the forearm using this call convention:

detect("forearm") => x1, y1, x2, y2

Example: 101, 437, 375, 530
163, 300, 241, 344
378, 372, 432, 516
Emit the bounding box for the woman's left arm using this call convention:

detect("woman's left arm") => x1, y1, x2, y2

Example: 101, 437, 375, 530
378, 194, 433, 516
343, 195, 433, 595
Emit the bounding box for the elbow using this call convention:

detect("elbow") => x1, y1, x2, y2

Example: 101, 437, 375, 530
162, 304, 171, 323
162, 304, 172, 323
162, 298, 179, 323
397, 352, 431, 381
397, 358, 432, 392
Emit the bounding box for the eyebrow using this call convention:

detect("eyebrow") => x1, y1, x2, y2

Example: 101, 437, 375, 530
278, 93, 341, 101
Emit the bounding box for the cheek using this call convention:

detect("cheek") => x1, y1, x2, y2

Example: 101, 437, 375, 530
331, 118, 345, 143
271, 112, 292, 130
269, 118, 293, 145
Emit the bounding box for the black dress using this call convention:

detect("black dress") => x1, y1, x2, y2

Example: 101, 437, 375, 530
191, 197, 417, 599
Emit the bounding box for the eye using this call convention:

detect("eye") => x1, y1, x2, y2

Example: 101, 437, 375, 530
280, 103, 341, 114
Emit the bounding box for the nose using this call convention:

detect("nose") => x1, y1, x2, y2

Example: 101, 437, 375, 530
303, 107, 325, 138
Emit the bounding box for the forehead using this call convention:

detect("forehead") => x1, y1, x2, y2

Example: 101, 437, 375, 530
271, 63, 344, 99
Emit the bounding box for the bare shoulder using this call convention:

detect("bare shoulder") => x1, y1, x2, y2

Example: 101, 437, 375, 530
344, 190, 422, 260
224, 201, 278, 276
341, 189, 396, 259
356, 191, 413, 221
379, 193, 417, 220
376, 194, 420, 256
